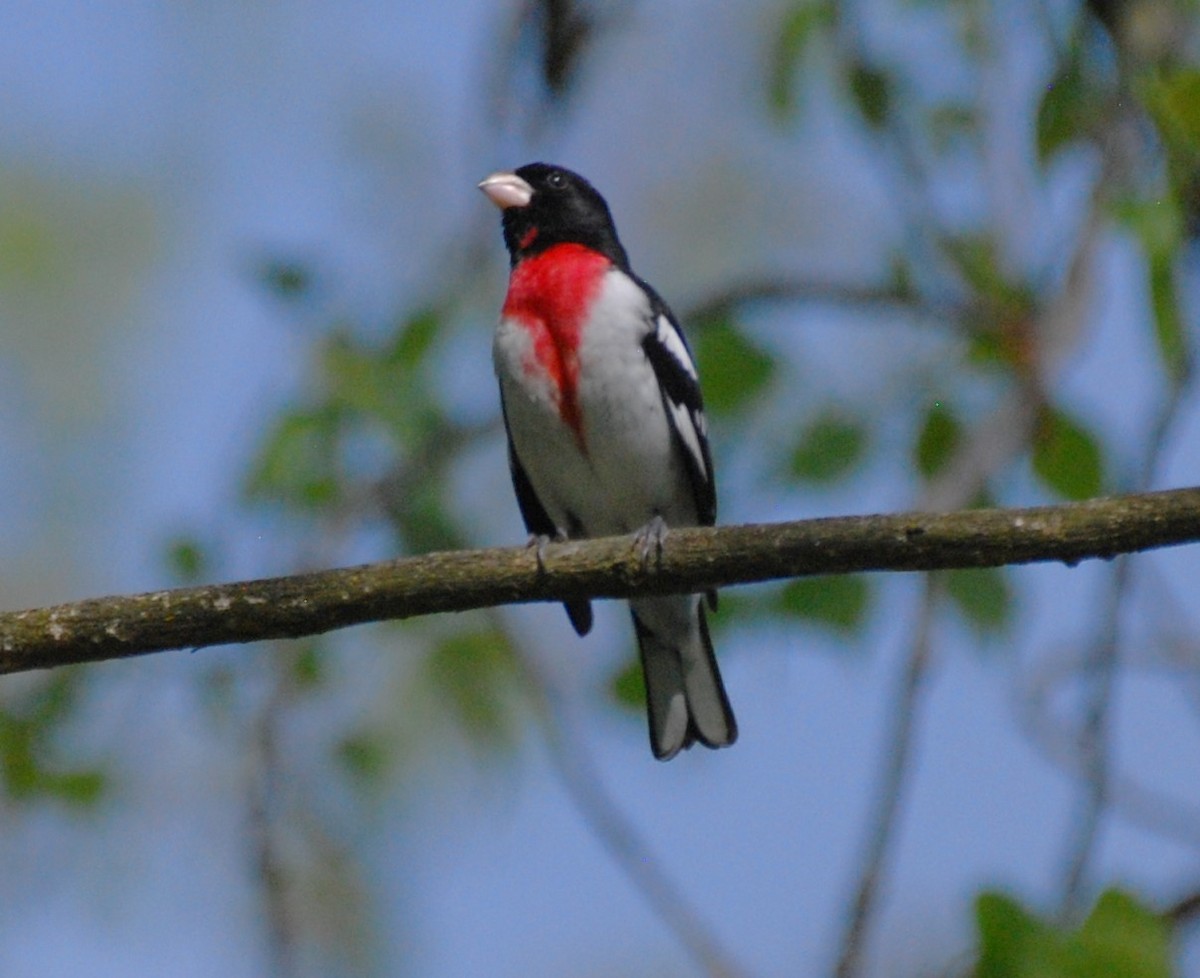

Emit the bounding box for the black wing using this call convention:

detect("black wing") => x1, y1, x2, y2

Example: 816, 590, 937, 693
638, 286, 716, 527
638, 285, 718, 611
498, 389, 594, 636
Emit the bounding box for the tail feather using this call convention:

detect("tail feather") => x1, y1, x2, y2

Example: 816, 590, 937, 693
631, 596, 737, 761
564, 599, 593, 636
632, 612, 691, 759
684, 605, 736, 747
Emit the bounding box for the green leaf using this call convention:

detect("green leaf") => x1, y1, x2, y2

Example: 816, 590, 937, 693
789, 410, 868, 483
1143, 68, 1200, 158
1115, 195, 1190, 385
1147, 249, 1189, 385
1114, 193, 1183, 257
0, 676, 106, 809
1037, 57, 1093, 162
245, 405, 342, 508
777, 575, 870, 634
609, 657, 645, 712
321, 330, 439, 443
915, 401, 962, 479
1141, 71, 1200, 276
767, 1, 834, 120
391, 474, 465, 552
0, 716, 39, 799
692, 316, 775, 415
942, 235, 1039, 353
848, 63, 891, 128
28, 673, 79, 726
337, 733, 388, 785
164, 536, 207, 582
704, 591, 757, 634
943, 567, 1012, 635
1078, 890, 1172, 978
386, 307, 442, 371
966, 328, 1006, 368
322, 335, 394, 421
942, 234, 1030, 311
424, 628, 521, 749
41, 770, 106, 808
290, 644, 326, 690
975, 891, 1062, 978
974, 889, 1172, 978
1032, 407, 1104, 500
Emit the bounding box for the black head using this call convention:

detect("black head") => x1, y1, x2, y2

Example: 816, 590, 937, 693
479, 162, 629, 268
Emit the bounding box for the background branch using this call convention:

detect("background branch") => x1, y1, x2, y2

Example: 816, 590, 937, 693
515, 643, 751, 978
833, 575, 939, 978
2, 487, 1199, 676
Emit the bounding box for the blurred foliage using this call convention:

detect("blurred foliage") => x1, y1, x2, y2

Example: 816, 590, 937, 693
915, 401, 964, 480
945, 235, 1039, 344
973, 889, 1173, 978
1032, 407, 1105, 501
247, 405, 345, 511
609, 655, 646, 712
788, 409, 868, 483
847, 62, 892, 129
0, 674, 105, 808
422, 625, 526, 752
691, 313, 776, 415
1115, 192, 1191, 386
257, 258, 318, 303
768, 0, 835, 119
243, 307, 463, 548
1037, 44, 1106, 163
777, 575, 870, 634
337, 731, 390, 786
164, 535, 209, 582
0, 169, 156, 298
290, 643, 328, 691
943, 567, 1014, 637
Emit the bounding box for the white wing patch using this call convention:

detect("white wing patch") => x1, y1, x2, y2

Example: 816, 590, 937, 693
669, 400, 706, 479
655, 315, 698, 382
652, 313, 709, 486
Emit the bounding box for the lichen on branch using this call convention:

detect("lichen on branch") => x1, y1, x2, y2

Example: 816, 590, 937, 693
2, 487, 1198, 676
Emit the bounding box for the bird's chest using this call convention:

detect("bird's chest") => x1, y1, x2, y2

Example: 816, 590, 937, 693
494, 246, 621, 444
494, 260, 676, 534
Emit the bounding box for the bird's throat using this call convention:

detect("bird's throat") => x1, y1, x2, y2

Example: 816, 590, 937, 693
502, 244, 611, 452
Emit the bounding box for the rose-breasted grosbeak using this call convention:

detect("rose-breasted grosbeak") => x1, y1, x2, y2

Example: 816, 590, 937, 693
479, 162, 737, 760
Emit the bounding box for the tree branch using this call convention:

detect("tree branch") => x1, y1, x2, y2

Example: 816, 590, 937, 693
2, 487, 1199, 675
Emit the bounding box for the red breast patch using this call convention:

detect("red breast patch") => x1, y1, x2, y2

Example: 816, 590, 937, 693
502, 243, 611, 451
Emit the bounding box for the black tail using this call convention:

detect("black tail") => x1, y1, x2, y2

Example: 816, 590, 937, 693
631, 596, 737, 761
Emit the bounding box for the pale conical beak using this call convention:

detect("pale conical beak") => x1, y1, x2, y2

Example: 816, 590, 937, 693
479, 171, 534, 210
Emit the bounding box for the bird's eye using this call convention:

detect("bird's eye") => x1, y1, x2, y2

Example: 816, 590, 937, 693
546, 171, 567, 189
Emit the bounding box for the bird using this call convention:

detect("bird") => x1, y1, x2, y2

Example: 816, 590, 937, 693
479, 162, 737, 760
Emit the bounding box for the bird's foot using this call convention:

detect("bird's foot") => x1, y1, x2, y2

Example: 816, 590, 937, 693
632, 515, 668, 569
527, 530, 568, 573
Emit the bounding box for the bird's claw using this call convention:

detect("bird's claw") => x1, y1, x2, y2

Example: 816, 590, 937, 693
527, 530, 568, 573
633, 515, 668, 569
